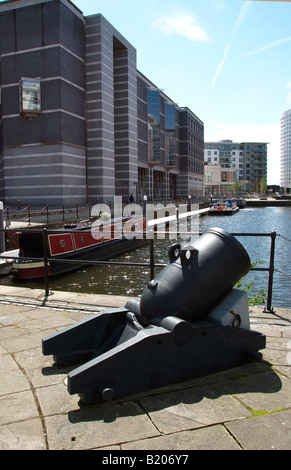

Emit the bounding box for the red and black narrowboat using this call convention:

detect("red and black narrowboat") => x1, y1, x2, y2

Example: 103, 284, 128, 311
11, 216, 147, 280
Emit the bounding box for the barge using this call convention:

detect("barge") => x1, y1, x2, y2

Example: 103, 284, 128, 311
11, 215, 147, 280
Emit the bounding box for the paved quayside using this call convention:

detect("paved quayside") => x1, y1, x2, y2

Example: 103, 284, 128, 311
0, 285, 290, 450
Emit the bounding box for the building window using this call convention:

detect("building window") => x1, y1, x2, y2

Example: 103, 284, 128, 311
205, 171, 212, 182
147, 89, 160, 162
20, 78, 41, 118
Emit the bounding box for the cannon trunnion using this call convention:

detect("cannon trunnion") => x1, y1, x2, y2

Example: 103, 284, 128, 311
42, 228, 266, 404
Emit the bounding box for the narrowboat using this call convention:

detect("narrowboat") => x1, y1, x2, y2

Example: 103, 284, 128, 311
11, 215, 147, 280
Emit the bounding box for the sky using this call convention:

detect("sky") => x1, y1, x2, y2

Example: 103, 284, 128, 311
1, 0, 290, 185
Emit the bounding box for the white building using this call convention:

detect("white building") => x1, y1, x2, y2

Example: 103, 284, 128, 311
280, 109, 291, 194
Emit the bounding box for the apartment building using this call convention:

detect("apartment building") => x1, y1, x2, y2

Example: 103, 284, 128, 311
0, 0, 204, 207
280, 109, 291, 194
204, 139, 268, 194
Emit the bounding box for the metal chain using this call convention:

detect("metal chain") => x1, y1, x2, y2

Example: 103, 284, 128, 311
275, 268, 291, 279
278, 233, 291, 243
274, 235, 291, 285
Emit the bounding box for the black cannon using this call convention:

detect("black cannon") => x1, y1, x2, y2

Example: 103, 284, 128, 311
42, 228, 266, 404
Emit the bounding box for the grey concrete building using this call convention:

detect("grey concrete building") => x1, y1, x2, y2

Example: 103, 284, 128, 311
85, 14, 138, 204
0, 0, 204, 207
0, 0, 87, 207
179, 107, 204, 199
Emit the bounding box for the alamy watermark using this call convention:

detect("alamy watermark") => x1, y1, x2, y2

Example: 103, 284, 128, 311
90, 196, 200, 242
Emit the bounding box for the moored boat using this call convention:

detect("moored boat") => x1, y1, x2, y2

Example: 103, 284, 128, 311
11, 215, 147, 280
208, 200, 239, 216
235, 198, 247, 209
0, 249, 19, 275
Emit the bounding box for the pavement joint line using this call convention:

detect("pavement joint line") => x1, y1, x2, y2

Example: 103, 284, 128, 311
222, 423, 244, 450
10, 352, 49, 450
0, 297, 104, 314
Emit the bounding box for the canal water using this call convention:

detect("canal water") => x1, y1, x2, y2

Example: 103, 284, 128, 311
3, 206, 291, 309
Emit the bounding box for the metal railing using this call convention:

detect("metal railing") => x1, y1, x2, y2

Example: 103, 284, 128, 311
0, 228, 277, 313
232, 232, 276, 313
5, 203, 94, 226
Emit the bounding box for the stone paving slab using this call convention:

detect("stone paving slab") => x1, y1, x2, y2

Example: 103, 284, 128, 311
44, 402, 160, 451
121, 424, 241, 450
0, 287, 290, 451
139, 386, 252, 434
0, 418, 47, 450
225, 408, 291, 450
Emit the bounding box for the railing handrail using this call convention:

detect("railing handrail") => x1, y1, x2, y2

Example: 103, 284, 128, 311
0, 227, 277, 313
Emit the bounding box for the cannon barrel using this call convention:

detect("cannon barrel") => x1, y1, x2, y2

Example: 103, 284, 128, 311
137, 227, 251, 325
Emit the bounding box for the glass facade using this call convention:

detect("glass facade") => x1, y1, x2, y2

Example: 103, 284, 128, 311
165, 103, 176, 166
147, 90, 160, 162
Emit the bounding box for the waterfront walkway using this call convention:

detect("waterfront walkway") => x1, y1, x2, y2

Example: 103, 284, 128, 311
0, 285, 290, 450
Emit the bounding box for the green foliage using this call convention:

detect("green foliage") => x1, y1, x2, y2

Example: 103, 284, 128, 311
260, 175, 267, 195
236, 260, 267, 306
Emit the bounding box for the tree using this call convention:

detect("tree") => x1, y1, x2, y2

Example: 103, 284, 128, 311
260, 175, 267, 195
232, 178, 240, 195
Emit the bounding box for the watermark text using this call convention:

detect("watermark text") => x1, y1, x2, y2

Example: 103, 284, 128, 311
90, 197, 200, 241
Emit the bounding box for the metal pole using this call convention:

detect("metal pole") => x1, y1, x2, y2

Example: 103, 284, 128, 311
264, 231, 276, 313
150, 238, 154, 280
0, 202, 5, 252
6, 207, 10, 227
43, 228, 50, 297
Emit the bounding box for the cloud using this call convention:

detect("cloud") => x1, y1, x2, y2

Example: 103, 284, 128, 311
211, 1, 252, 89
239, 36, 291, 59
211, 0, 227, 12
154, 14, 209, 42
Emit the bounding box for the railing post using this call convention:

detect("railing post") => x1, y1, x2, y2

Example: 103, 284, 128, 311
6, 207, 10, 227
150, 238, 155, 280
43, 228, 50, 297
264, 231, 276, 313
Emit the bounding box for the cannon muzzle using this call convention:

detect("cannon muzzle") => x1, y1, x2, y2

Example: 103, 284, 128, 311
138, 227, 251, 325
